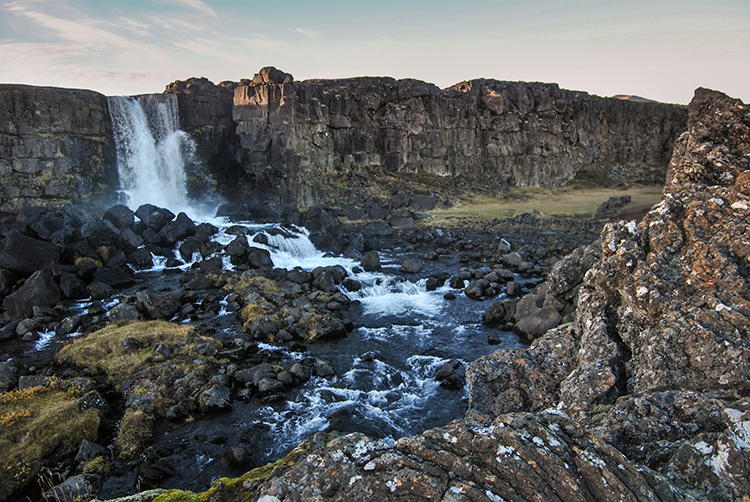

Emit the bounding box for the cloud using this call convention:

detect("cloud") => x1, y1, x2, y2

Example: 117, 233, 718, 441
293, 28, 319, 41
162, 0, 217, 19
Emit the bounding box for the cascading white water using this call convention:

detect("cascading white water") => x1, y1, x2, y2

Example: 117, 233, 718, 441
107, 94, 195, 215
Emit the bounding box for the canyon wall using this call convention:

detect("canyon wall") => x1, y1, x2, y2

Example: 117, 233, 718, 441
0, 85, 117, 214
223, 68, 688, 213
163, 67, 688, 217
0, 70, 688, 217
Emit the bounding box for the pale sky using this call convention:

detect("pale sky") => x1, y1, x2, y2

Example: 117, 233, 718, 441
1, 0, 748, 104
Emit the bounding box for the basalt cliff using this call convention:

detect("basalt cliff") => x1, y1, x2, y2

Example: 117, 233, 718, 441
0, 85, 117, 214
169, 68, 687, 218
1, 68, 688, 218
131, 91, 750, 501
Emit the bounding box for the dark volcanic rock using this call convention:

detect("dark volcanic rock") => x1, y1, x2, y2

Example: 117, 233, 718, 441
0, 232, 60, 275
3, 270, 60, 319
0, 85, 117, 213
135, 204, 175, 230
205, 88, 745, 502
227, 69, 687, 213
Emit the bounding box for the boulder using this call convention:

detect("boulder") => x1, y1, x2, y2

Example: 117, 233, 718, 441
103, 204, 135, 229
306, 315, 347, 341
482, 299, 518, 325
0, 232, 60, 275
3, 270, 60, 320
135, 204, 175, 230
136, 289, 181, 319
200, 384, 232, 413
83, 219, 121, 248
513, 293, 562, 339
361, 251, 381, 272
399, 258, 422, 274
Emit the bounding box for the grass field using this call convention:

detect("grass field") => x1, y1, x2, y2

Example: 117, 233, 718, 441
427, 185, 663, 226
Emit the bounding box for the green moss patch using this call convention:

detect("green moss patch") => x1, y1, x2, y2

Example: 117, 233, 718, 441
56, 321, 219, 387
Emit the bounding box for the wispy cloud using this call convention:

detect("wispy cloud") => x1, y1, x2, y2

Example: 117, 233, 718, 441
162, 0, 217, 19
293, 28, 319, 41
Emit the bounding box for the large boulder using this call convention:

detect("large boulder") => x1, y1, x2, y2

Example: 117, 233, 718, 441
134, 204, 175, 230
0, 232, 59, 275
3, 270, 61, 319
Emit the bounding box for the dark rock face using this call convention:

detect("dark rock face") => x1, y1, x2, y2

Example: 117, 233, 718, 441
0, 85, 117, 213
163, 77, 241, 207
227, 68, 687, 212
3, 270, 61, 320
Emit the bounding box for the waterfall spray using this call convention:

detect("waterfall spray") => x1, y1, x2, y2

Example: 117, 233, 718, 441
107, 94, 196, 215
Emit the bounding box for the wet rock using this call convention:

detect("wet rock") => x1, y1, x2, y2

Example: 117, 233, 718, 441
93, 266, 133, 288
399, 258, 422, 274
135, 204, 175, 230
83, 219, 121, 248
178, 236, 203, 262
342, 278, 362, 292
289, 362, 309, 382
87, 281, 113, 300
464, 278, 491, 300
482, 299, 518, 325
306, 315, 347, 341
312, 271, 337, 293
247, 247, 273, 268
200, 384, 232, 413
136, 289, 181, 319
56, 316, 83, 336
314, 358, 335, 377
128, 247, 153, 269
257, 377, 285, 395
224, 446, 255, 471
361, 250, 381, 272
103, 204, 135, 229
109, 303, 143, 322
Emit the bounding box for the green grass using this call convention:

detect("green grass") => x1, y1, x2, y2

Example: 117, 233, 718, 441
427, 185, 663, 227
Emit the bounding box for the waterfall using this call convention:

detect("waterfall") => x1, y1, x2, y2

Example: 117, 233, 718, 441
107, 94, 196, 215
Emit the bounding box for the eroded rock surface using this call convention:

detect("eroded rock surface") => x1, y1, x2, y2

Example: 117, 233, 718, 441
0, 85, 117, 213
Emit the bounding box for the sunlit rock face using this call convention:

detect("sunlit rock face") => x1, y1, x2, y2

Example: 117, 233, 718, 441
0, 85, 117, 213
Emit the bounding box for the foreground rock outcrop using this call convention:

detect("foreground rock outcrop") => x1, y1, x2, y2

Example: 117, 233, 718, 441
0, 85, 117, 214
143, 88, 748, 502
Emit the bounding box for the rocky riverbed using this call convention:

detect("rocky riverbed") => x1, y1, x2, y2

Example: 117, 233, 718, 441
0, 188, 604, 500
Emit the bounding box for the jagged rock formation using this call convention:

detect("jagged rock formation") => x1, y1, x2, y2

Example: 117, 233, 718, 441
147, 88, 748, 502
0, 85, 117, 213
